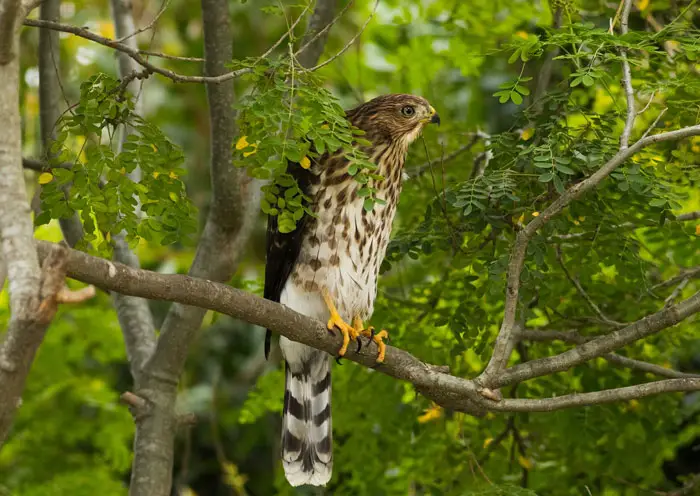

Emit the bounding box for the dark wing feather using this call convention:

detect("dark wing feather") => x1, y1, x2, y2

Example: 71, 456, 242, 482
264, 160, 315, 359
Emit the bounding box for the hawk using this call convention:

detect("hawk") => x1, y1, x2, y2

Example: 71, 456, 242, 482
264, 94, 440, 487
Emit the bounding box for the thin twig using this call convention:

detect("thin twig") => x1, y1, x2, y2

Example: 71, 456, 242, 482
303, 0, 379, 72
294, 0, 353, 58
116, 0, 170, 43
619, 0, 636, 149
556, 245, 626, 327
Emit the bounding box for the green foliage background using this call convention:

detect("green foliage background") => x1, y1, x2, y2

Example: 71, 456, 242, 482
1, 0, 699, 494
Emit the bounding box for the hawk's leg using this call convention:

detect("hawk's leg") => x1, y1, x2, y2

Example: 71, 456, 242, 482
352, 317, 389, 364
322, 288, 360, 358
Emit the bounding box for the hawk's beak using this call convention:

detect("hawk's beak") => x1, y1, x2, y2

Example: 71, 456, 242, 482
428, 105, 440, 126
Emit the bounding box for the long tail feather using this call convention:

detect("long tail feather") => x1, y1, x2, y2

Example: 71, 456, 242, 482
281, 352, 332, 486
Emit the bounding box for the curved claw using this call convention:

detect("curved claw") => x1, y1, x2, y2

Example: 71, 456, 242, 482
335, 356, 344, 365
356, 338, 363, 353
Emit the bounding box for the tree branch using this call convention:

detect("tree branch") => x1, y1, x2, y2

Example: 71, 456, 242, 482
493, 291, 700, 388
0, 0, 47, 444
303, 0, 378, 73
296, 0, 338, 69
619, 0, 636, 149
23, 18, 254, 84
476, 378, 700, 412
108, 0, 156, 384
0, 0, 21, 64
37, 0, 84, 247
34, 241, 700, 417
555, 245, 625, 327
478, 124, 700, 385
518, 329, 698, 379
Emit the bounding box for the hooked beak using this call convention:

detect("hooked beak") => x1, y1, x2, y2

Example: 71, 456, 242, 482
428, 105, 440, 126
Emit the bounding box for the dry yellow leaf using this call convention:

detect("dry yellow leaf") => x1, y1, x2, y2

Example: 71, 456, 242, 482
300, 156, 311, 169
520, 128, 534, 141
532, 211, 540, 217
518, 455, 534, 470
38, 172, 53, 184
417, 404, 442, 423
235, 136, 250, 150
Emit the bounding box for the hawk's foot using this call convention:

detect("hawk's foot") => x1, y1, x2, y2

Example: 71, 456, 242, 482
360, 326, 389, 364
327, 311, 360, 358
322, 289, 360, 358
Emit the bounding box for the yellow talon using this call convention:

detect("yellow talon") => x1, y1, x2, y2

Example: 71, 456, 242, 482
361, 327, 389, 363
323, 289, 360, 357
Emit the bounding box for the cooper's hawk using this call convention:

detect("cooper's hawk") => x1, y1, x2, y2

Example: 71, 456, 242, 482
264, 94, 440, 486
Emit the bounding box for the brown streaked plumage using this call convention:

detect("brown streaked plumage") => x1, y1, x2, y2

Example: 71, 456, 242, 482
264, 94, 439, 487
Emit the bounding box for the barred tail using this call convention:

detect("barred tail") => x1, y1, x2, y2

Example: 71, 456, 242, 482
281, 352, 332, 487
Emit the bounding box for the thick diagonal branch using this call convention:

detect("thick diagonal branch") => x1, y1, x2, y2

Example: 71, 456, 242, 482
35, 241, 700, 416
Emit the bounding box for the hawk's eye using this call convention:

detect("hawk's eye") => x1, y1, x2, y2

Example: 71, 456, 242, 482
401, 105, 415, 117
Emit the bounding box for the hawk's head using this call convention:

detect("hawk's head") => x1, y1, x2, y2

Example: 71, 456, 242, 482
346, 94, 440, 145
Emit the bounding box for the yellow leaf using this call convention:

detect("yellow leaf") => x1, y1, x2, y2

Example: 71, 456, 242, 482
153, 171, 160, 179
696, 224, 700, 236
483, 438, 493, 448
235, 136, 250, 150
321, 124, 329, 129
520, 128, 534, 141
106, 232, 111, 242
692, 145, 700, 153
635, 0, 649, 11
518, 455, 534, 470
628, 399, 640, 411
120, 167, 126, 174
532, 211, 540, 217
417, 404, 442, 423
169, 171, 178, 179
242, 142, 258, 157
300, 156, 311, 169
38, 172, 53, 184
515, 30, 529, 40
169, 192, 178, 202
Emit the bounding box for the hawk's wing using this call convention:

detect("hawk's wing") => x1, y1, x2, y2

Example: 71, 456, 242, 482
264, 159, 315, 359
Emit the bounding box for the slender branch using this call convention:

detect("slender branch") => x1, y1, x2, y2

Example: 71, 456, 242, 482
479, 124, 700, 385
22, 157, 70, 171
37, 0, 84, 247
109, 0, 156, 384
476, 378, 700, 412
619, 0, 636, 149
518, 330, 698, 379
23, 18, 254, 84
653, 266, 700, 291
410, 134, 485, 179
556, 245, 625, 327
493, 291, 700, 388
116, 0, 170, 43
296, 0, 339, 68
303, 0, 378, 73
677, 211, 700, 222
